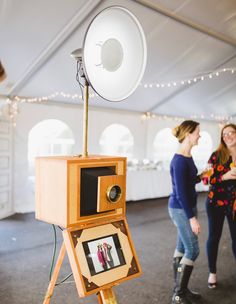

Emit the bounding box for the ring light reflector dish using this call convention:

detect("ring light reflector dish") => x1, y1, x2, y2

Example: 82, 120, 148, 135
83, 6, 147, 101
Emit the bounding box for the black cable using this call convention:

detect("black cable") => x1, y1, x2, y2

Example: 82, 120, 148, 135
75, 58, 125, 103
55, 273, 73, 286
49, 224, 57, 281
76, 60, 84, 101
48, 224, 73, 286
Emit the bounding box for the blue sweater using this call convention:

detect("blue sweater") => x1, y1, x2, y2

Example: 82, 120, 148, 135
168, 154, 199, 219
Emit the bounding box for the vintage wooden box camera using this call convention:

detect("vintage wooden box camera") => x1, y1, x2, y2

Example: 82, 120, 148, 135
35, 155, 126, 227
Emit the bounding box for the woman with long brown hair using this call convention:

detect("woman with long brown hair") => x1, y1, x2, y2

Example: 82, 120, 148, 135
206, 123, 236, 288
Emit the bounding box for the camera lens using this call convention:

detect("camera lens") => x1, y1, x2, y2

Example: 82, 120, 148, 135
107, 185, 122, 203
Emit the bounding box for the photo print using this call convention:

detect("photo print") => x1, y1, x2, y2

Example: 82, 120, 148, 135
82, 234, 126, 276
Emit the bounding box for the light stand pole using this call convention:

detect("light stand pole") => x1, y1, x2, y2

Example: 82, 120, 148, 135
82, 78, 89, 157
71, 48, 89, 157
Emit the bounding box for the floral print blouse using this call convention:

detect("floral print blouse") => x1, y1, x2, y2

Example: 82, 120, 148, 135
207, 152, 236, 212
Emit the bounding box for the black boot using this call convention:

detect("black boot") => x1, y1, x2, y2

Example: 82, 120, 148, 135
173, 257, 182, 291
173, 258, 201, 301
172, 264, 193, 304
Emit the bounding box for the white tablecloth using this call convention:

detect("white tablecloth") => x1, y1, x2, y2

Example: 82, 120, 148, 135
126, 169, 208, 201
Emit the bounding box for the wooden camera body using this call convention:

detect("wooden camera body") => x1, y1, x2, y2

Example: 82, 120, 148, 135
35, 155, 126, 228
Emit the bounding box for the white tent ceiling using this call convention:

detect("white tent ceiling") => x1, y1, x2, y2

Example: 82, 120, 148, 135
1, 0, 236, 121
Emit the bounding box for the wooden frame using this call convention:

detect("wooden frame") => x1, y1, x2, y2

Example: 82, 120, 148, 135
63, 218, 142, 297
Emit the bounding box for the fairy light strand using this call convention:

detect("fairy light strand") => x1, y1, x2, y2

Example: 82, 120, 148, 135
140, 67, 236, 89
11, 91, 98, 104
3, 67, 236, 126
141, 112, 234, 123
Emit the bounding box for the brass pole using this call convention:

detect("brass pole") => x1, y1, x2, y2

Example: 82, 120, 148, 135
82, 80, 89, 157
97, 288, 118, 304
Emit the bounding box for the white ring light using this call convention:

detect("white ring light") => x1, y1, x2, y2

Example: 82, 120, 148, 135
83, 6, 147, 102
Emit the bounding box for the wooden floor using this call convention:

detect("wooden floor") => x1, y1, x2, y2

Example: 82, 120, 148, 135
0, 192, 235, 304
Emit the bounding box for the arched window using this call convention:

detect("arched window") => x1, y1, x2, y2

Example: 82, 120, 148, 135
99, 124, 134, 158
28, 119, 75, 168
192, 131, 213, 170
153, 128, 178, 169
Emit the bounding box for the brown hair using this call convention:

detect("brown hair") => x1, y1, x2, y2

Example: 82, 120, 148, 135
216, 123, 236, 164
172, 120, 199, 143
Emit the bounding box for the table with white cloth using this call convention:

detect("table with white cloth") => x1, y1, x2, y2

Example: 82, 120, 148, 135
126, 169, 209, 201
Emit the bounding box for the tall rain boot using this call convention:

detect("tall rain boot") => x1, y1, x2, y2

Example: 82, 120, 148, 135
173, 258, 201, 302
172, 264, 193, 304
173, 257, 182, 291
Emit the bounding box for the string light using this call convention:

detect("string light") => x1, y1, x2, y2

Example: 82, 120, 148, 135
140, 67, 236, 89
5, 99, 19, 127
141, 112, 185, 122
3, 91, 99, 126
10, 91, 98, 104
141, 112, 234, 123
3, 67, 236, 126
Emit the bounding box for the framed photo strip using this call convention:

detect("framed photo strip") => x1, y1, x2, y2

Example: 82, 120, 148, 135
63, 219, 141, 297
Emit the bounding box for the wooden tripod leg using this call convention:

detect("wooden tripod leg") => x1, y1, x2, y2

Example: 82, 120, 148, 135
97, 288, 118, 304
43, 242, 66, 304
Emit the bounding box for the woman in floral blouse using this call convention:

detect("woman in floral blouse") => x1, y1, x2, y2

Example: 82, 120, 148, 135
206, 123, 236, 288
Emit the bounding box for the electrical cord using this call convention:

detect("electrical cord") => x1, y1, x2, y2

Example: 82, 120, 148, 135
76, 60, 84, 101
49, 224, 57, 280
75, 58, 124, 103
49, 224, 73, 286
55, 273, 73, 286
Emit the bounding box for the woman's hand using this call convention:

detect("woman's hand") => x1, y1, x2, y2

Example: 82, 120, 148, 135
199, 169, 209, 185
189, 217, 201, 235
199, 164, 213, 183
199, 169, 208, 179
222, 168, 236, 181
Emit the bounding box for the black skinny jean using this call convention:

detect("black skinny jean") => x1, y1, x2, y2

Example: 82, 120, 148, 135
206, 200, 236, 273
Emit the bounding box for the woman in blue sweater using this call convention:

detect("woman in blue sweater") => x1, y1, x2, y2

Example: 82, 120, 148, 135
168, 120, 202, 304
